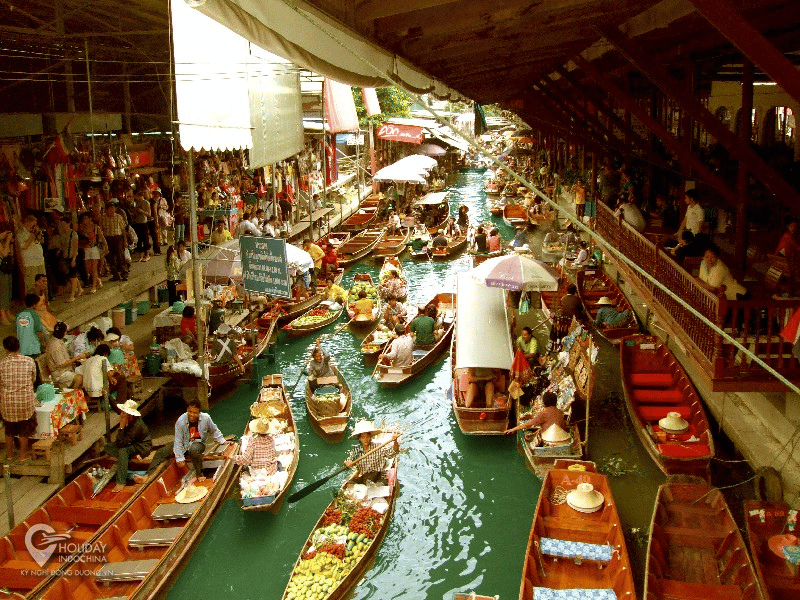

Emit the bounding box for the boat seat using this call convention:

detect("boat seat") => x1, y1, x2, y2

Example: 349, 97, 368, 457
631, 389, 685, 405
128, 526, 182, 548
95, 558, 159, 583
532, 587, 617, 599
658, 579, 741, 600
629, 373, 673, 388
657, 443, 711, 458
539, 537, 613, 564
637, 405, 691, 421
151, 501, 200, 521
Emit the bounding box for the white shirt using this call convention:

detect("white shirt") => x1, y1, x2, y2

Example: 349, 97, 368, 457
79, 355, 113, 397
685, 203, 705, 235
262, 223, 277, 237
615, 202, 646, 232
699, 259, 746, 300
178, 249, 192, 263
237, 219, 261, 237
389, 214, 401, 229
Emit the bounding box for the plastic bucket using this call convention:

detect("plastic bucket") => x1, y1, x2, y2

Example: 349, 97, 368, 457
122, 301, 134, 324
137, 300, 150, 316
157, 286, 169, 303
112, 308, 126, 330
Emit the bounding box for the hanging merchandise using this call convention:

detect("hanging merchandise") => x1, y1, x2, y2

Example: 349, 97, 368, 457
518, 291, 530, 314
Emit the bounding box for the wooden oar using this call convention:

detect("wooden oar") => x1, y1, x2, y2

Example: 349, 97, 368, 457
287, 434, 400, 504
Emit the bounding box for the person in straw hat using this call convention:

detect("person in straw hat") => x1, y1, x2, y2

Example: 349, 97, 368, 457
104, 399, 152, 492
233, 418, 277, 474
593, 296, 632, 329
344, 420, 400, 483
504, 391, 566, 436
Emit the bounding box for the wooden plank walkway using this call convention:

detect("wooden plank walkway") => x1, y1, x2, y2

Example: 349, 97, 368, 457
0, 474, 59, 536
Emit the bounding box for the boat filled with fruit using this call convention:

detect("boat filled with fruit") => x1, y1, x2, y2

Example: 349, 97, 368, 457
283, 301, 344, 338
282, 447, 399, 600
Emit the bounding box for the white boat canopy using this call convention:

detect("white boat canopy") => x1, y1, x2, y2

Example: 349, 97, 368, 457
415, 191, 450, 206
455, 272, 513, 370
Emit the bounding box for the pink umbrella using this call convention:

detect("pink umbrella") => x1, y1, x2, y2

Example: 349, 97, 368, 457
418, 142, 447, 156
471, 254, 559, 292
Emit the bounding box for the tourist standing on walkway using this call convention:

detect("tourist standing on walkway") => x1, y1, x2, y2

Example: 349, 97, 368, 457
99, 202, 129, 281
165, 245, 182, 306
0, 230, 15, 325
173, 193, 186, 245
0, 336, 37, 463
17, 215, 45, 295
57, 218, 82, 303
572, 177, 586, 221
132, 192, 151, 260
78, 213, 106, 293
148, 190, 162, 256
16, 294, 44, 357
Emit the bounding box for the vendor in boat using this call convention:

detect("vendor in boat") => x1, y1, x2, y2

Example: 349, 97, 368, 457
594, 296, 633, 329
104, 399, 152, 492
510, 227, 529, 250
473, 226, 488, 253
431, 233, 449, 250
379, 325, 414, 367
306, 340, 334, 389
180, 305, 197, 346
457, 204, 470, 229
409, 305, 442, 347
344, 420, 400, 483
383, 297, 407, 330
320, 244, 339, 279
387, 210, 401, 235
350, 289, 374, 321
487, 228, 501, 253
379, 269, 406, 301
559, 284, 583, 321
504, 391, 566, 436
515, 327, 538, 365
233, 418, 277, 474
465, 367, 506, 409
323, 277, 347, 305
208, 323, 244, 374
443, 217, 461, 238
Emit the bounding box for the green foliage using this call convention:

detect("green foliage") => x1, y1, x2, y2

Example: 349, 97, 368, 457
353, 87, 412, 127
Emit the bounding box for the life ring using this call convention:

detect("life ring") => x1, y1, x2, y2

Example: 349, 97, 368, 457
754, 466, 783, 502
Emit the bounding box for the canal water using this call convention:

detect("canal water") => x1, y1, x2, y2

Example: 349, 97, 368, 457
166, 171, 746, 600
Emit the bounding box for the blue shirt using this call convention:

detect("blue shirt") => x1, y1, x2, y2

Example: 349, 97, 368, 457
594, 306, 632, 328
16, 309, 42, 356
173, 412, 225, 461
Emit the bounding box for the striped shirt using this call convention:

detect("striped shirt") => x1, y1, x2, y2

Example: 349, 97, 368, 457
347, 441, 395, 477
0, 353, 37, 422
234, 434, 276, 474
99, 212, 126, 237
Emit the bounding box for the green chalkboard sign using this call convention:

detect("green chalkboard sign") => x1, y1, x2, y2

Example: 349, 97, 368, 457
239, 236, 291, 298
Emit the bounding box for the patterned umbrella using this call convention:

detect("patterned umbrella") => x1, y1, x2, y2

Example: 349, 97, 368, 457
471, 254, 559, 292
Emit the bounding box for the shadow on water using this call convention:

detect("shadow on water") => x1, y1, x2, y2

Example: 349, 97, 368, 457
166, 170, 757, 600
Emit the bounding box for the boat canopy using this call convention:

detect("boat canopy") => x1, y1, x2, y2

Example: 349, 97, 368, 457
455, 272, 513, 370
415, 191, 450, 206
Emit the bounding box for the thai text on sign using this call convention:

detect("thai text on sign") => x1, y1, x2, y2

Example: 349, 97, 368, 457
376, 123, 423, 144
239, 236, 292, 298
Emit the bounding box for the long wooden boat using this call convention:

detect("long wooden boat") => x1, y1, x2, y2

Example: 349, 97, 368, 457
305, 363, 352, 442
341, 207, 378, 232
336, 228, 385, 266
517, 323, 594, 478
576, 268, 638, 344
431, 234, 468, 261
519, 460, 636, 600
645, 481, 762, 600
271, 267, 344, 326
316, 231, 350, 250
450, 272, 513, 435
281, 449, 398, 600
619, 335, 715, 479
346, 273, 382, 332
377, 256, 408, 302
0, 459, 169, 595
359, 323, 390, 366
238, 374, 298, 513
372, 227, 411, 259
30, 444, 237, 600
503, 203, 529, 228
744, 500, 800, 600
374, 293, 456, 387
283, 302, 344, 338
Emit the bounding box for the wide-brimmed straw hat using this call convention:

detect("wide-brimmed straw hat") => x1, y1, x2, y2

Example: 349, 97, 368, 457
249, 418, 269, 435
597, 296, 614, 306
105, 332, 120, 342
117, 399, 140, 417
175, 484, 208, 504
350, 420, 381, 438
659, 411, 689, 434
566, 482, 605, 513
541, 423, 571, 444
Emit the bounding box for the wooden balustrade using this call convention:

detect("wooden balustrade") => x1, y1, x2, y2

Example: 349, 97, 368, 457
594, 202, 800, 391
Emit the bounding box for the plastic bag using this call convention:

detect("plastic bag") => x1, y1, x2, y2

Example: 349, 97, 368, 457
518, 292, 530, 314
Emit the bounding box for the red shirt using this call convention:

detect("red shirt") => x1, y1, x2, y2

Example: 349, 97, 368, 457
180, 316, 197, 337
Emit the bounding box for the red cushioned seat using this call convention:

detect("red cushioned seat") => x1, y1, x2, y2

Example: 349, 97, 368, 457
651, 424, 696, 441
638, 405, 691, 421
629, 373, 674, 388
632, 389, 685, 405
657, 443, 711, 458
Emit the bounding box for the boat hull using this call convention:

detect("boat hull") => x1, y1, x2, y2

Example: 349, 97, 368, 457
744, 500, 800, 600
305, 364, 352, 443
577, 268, 639, 343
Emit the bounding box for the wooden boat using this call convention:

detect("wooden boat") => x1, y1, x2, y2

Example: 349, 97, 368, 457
341, 207, 378, 232
519, 460, 636, 600
31, 444, 237, 600
238, 374, 298, 512
576, 268, 639, 344
305, 363, 352, 442
316, 231, 350, 250
517, 323, 594, 478
281, 447, 398, 600
453, 594, 498, 600
283, 301, 344, 338
346, 273, 382, 332
0, 459, 168, 595
336, 228, 385, 266
503, 203, 529, 228
744, 500, 800, 600
377, 256, 408, 302
645, 481, 761, 600
450, 272, 513, 435
374, 293, 456, 387
619, 335, 715, 479
359, 323, 390, 366
431, 234, 468, 261
484, 180, 502, 196
372, 227, 411, 259
488, 198, 504, 216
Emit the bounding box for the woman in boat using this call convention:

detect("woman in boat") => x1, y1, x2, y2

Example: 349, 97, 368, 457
465, 367, 506, 409
350, 289, 374, 321
344, 420, 400, 483
487, 228, 501, 253
324, 277, 347, 305
515, 327, 538, 365
387, 210, 401, 235
594, 296, 633, 329
104, 399, 152, 492
473, 226, 488, 253
504, 391, 566, 436
457, 204, 470, 229
443, 217, 461, 238
379, 269, 407, 301
383, 297, 407, 330
320, 244, 339, 279
306, 340, 334, 389
233, 418, 277, 474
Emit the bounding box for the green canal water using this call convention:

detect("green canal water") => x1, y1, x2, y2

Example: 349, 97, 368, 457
166, 171, 747, 600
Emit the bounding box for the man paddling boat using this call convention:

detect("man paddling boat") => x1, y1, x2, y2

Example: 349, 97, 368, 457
344, 420, 400, 483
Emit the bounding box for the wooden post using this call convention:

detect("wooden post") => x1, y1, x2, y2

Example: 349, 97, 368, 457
188, 149, 208, 411
736, 60, 753, 274
49, 441, 65, 486
4, 463, 13, 531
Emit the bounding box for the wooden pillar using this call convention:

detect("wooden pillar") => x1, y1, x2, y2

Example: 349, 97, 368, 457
123, 70, 132, 136
590, 152, 598, 201
735, 60, 753, 273
48, 441, 65, 486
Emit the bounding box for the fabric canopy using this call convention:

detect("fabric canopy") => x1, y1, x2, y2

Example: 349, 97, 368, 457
373, 154, 436, 183
362, 88, 381, 117
324, 78, 359, 134
415, 191, 450, 205
194, 0, 467, 101
455, 272, 513, 370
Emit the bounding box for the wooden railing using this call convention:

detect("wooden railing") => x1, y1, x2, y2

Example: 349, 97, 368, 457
594, 203, 800, 391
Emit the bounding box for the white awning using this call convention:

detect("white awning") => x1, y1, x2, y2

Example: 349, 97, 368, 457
455, 272, 513, 370
415, 191, 450, 205
194, 0, 467, 101
373, 154, 436, 183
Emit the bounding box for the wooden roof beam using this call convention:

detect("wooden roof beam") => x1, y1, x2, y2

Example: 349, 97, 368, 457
597, 24, 800, 209
356, 0, 461, 22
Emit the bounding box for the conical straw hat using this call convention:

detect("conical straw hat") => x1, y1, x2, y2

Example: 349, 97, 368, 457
659, 411, 689, 434
566, 482, 605, 513
541, 423, 571, 444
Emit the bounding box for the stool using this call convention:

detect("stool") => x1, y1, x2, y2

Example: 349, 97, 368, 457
58, 424, 83, 446
32, 438, 54, 460
231, 300, 244, 314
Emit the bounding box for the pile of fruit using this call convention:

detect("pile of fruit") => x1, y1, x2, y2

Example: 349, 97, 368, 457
347, 282, 378, 304
361, 344, 381, 354
285, 306, 334, 329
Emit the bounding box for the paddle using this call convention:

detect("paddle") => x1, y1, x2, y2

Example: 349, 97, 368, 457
287, 434, 400, 504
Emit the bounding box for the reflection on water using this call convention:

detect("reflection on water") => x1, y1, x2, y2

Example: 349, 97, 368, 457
168, 170, 667, 600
